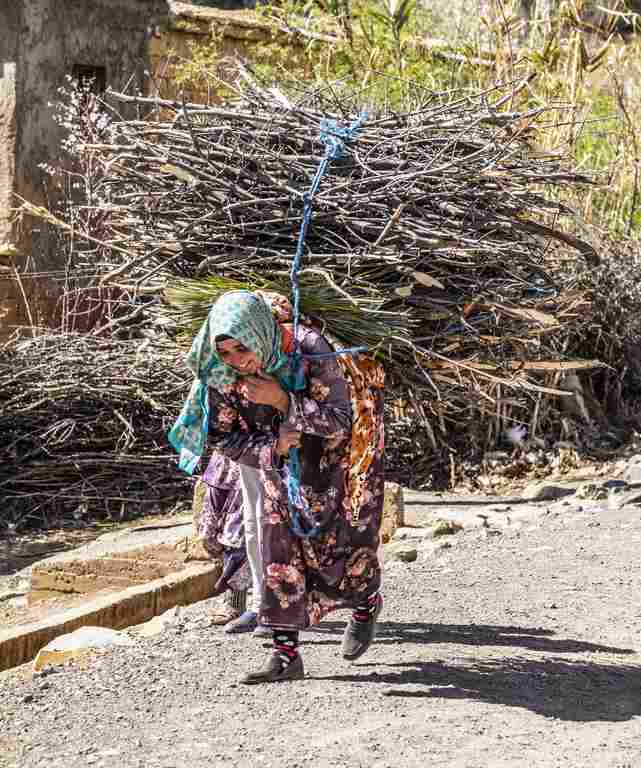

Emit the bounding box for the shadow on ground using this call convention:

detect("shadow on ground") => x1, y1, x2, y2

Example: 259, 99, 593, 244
309, 620, 635, 656
308, 621, 640, 722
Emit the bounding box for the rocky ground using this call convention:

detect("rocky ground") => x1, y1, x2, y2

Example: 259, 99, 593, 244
2, 471, 641, 768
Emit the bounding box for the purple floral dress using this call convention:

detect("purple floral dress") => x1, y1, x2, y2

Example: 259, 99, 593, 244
204, 323, 385, 630
199, 455, 251, 592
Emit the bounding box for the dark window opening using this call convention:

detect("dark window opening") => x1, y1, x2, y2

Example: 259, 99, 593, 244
72, 64, 106, 93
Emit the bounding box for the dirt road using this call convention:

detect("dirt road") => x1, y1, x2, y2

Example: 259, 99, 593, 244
1, 493, 640, 768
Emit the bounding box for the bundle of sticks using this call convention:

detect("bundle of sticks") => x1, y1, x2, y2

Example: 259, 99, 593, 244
0, 334, 190, 530
9, 72, 634, 528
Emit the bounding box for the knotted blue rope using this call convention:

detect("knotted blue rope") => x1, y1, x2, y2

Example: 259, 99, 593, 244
285, 112, 368, 539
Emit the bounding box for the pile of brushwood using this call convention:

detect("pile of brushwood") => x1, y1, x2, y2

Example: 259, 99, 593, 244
0, 334, 192, 530
4, 71, 641, 531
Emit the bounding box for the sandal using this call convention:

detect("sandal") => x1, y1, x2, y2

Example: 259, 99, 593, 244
224, 610, 258, 634
208, 605, 242, 626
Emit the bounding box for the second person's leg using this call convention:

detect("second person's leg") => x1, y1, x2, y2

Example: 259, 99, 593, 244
225, 464, 266, 634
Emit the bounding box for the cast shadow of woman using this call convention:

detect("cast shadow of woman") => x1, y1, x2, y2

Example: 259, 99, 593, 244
309, 620, 640, 722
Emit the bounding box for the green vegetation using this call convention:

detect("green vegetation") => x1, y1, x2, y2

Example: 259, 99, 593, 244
171, 0, 641, 236
164, 272, 410, 359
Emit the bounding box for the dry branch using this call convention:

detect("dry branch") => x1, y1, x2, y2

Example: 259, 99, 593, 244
8, 72, 640, 528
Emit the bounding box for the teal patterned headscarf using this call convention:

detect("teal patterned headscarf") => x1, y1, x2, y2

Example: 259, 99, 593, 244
169, 290, 292, 474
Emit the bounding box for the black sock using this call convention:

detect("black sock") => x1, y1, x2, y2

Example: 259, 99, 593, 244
353, 592, 380, 623
273, 630, 299, 668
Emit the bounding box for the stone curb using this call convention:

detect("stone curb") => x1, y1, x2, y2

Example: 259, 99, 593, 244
0, 561, 221, 672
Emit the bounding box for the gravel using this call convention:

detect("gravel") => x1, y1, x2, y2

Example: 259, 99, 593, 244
1, 497, 641, 768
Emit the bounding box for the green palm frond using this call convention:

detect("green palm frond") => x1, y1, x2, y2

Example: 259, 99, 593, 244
163, 270, 413, 361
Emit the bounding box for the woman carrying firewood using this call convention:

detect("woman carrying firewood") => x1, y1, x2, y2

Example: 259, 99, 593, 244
170, 289, 384, 684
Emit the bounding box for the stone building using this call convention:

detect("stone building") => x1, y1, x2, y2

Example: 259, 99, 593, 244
0, 0, 169, 333
0, 0, 288, 334
149, 1, 278, 103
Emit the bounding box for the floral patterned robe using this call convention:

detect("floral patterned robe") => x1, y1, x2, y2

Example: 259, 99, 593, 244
199, 455, 251, 593
205, 324, 384, 630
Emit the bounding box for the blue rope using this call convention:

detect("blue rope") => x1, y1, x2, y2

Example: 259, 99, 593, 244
302, 346, 367, 360
285, 112, 368, 540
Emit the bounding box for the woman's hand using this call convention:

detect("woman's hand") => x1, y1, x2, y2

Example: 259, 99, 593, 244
276, 428, 301, 457
240, 372, 289, 413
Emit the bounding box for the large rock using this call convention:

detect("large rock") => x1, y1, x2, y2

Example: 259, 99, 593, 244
393, 526, 435, 541
33, 626, 134, 671
431, 518, 463, 536
522, 481, 575, 502
623, 458, 641, 486
192, 478, 208, 535
187, 479, 213, 560
392, 517, 462, 541
385, 542, 418, 563
129, 606, 180, 639
381, 482, 405, 543
575, 482, 609, 501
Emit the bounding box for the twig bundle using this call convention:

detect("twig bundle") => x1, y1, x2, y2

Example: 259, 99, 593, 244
9, 72, 637, 529
0, 335, 190, 530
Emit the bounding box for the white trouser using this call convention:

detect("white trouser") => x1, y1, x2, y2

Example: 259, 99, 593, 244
239, 464, 265, 614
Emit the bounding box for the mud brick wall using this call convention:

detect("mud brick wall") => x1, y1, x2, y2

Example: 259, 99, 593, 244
0, 0, 168, 334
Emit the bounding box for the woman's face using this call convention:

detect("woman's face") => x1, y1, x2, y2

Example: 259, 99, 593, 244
217, 338, 261, 375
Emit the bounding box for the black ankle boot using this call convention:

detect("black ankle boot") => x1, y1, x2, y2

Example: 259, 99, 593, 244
342, 593, 383, 661
241, 652, 304, 684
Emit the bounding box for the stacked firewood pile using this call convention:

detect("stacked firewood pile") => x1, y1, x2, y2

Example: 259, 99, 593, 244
4, 72, 639, 530
0, 335, 191, 530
